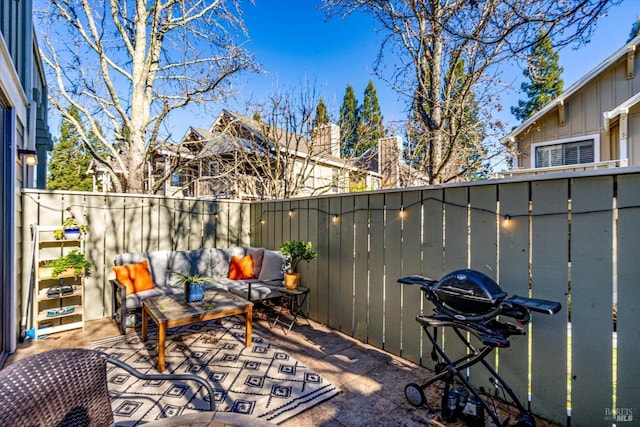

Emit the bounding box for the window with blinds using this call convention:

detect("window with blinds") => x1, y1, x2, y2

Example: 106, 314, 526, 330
535, 139, 594, 168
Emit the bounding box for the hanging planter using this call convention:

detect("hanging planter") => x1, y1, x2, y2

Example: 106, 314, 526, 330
54, 216, 88, 240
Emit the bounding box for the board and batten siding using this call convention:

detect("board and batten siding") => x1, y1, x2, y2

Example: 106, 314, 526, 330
516, 49, 640, 169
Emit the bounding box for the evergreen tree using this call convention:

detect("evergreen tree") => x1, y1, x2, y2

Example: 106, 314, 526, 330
338, 84, 359, 157
313, 97, 330, 127
628, 18, 640, 42
47, 106, 95, 191
511, 32, 564, 122
358, 80, 384, 154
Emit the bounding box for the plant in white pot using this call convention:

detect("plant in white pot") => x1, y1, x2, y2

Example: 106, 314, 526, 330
54, 215, 88, 240
280, 240, 317, 289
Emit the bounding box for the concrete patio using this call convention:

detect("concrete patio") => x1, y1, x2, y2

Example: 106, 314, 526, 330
5, 309, 560, 427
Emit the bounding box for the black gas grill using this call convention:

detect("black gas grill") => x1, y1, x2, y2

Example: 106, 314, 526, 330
398, 269, 561, 426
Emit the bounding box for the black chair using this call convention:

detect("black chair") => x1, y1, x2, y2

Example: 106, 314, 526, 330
0, 348, 215, 427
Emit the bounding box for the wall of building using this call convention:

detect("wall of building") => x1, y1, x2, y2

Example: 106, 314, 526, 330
516, 45, 640, 169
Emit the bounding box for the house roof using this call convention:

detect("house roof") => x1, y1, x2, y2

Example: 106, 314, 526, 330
206, 110, 373, 172
502, 35, 640, 144
603, 91, 640, 130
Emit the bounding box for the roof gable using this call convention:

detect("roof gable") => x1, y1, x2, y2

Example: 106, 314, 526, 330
503, 35, 640, 143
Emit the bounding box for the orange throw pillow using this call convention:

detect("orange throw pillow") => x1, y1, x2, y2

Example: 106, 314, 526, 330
228, 255, 255, 280
113, 260, 155, 296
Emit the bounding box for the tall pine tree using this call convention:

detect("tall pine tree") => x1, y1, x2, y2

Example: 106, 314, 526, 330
313, 97, 330, 127
358, 79, 384, 155
47, 106, 96, 191
511, 31, 564, 122
338, 84, 359, 157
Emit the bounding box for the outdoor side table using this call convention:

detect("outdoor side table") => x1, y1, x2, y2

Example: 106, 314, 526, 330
270, 286, 310, 334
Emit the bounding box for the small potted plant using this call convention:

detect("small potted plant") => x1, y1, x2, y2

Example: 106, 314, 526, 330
54, 215, 89, 240
40, 249, 93, 279
172, 272, 213, 303
280, 240, 317, 289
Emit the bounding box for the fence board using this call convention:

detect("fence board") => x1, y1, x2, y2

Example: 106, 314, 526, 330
615, 174, 640, 414
316, 198, 331, 325
203, 201, 218, 248
286, 200, 296, 243
108, 196, 128, 257
307, 198, 321, 320
328, 197, 342, 330
422, 188, 444, 370
339, 196, 355, 335
469, 184, 498, 393
83, 194, 109, 319
353, 195, 370, 342
158, 196, 173, 250
496, 182, 531, 404
571, 176, 614, 425
530, 179, 569, 423
384, 192, 403, 356
401, 190, 423, 364
368, 193, 385, 348
442, 187, 469, 360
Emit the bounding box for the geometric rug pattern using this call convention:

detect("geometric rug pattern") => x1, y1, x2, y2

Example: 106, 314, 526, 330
92, 318, 340, 425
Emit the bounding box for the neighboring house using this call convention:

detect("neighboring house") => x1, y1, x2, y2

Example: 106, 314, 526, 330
500, 36, 640, 176
149, 110, 427, 199
1, 1, 52, 359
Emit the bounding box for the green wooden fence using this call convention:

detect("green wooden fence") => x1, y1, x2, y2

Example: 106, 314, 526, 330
20, 168, 640, 425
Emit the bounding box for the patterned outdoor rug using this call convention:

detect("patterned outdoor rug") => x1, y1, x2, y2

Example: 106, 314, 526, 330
92, 318, 340, 425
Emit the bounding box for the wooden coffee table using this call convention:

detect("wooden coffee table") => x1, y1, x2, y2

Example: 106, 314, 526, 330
141, 288, 253, 372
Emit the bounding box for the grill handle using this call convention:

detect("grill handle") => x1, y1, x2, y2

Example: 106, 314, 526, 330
507, 295, 562, 315
398, 275, 438, 289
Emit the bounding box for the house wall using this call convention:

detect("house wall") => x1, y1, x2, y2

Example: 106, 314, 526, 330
515, 46, 640, 168
0, 0, 38, 359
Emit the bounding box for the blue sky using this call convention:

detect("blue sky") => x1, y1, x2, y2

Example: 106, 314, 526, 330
200, 0, 638, 138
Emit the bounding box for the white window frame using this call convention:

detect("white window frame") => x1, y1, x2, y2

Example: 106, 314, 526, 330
531, 134, 600, 168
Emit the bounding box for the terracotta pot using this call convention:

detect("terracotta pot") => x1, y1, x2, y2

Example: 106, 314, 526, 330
284, 272, 300, 289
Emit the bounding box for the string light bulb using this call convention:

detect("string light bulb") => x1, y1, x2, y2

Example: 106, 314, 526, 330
503, 214, 511, 228
399, 208, 406, 219
332, 214, 339, 224
289, 209, 295, 217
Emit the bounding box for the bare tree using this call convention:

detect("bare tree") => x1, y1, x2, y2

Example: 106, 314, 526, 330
38, 0, 258, 193
323, 0, 617, 184
212, 86, 348, 199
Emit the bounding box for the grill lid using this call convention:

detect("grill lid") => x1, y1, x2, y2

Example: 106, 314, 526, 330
431, 269, 508, 314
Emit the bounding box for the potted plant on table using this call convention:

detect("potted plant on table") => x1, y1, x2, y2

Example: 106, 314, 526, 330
172, 272, 213, 303
280, 240, 317, 289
